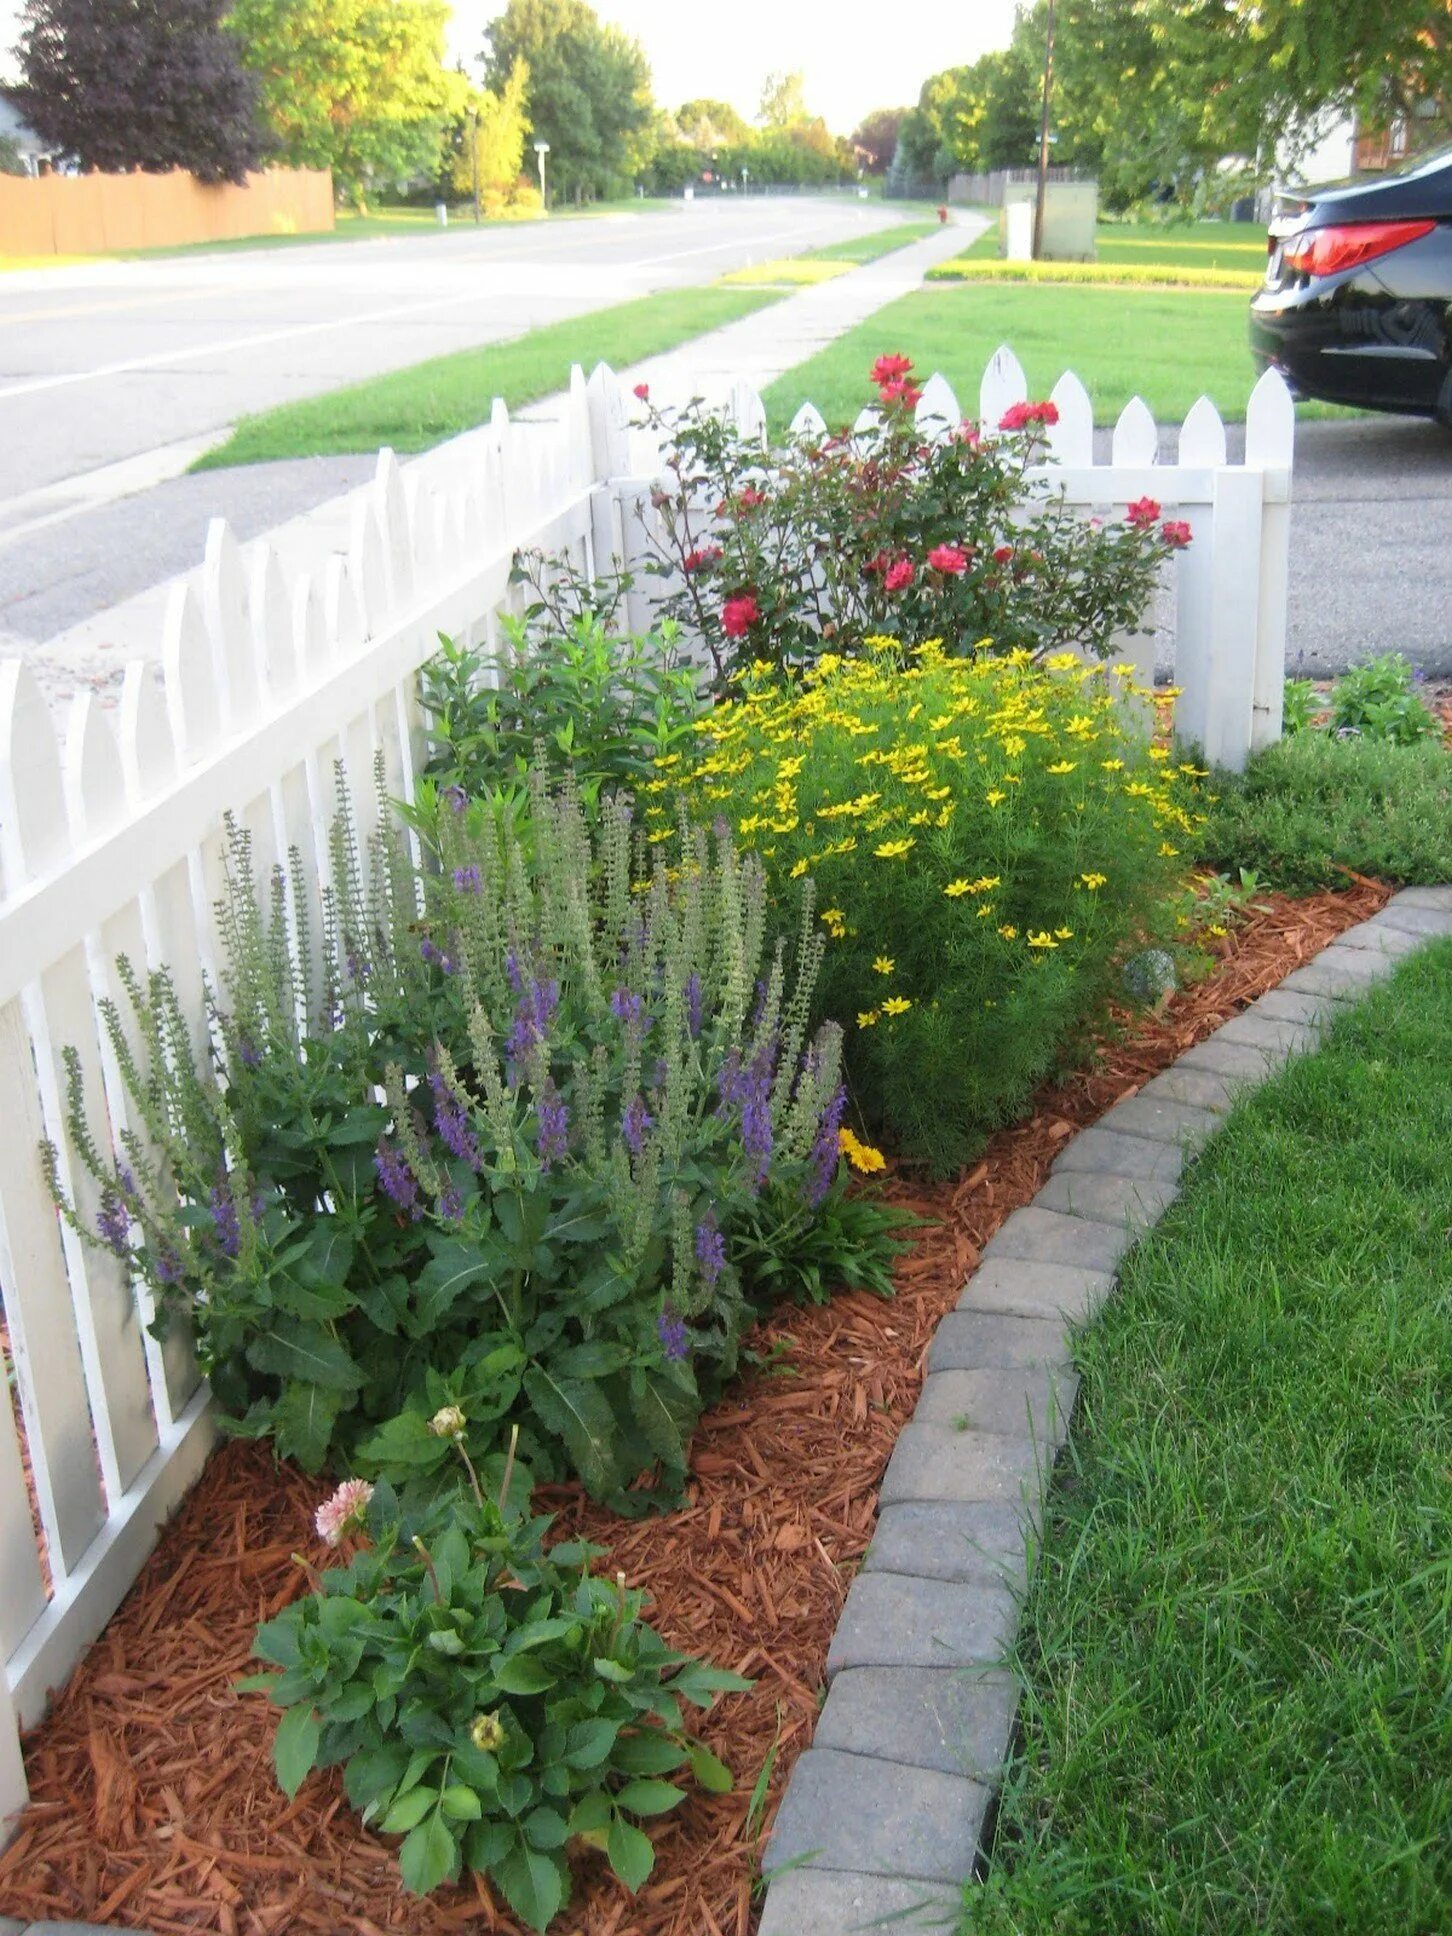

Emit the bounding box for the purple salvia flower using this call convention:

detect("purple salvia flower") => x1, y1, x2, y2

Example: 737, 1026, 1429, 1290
237, 1036, 263, 1069
154, 1245, 183, 1286
345, 951, 371, 983
444, 785, 468, 813
375, 1139, 420, 1216
610, 986, 645, 1032
429, 1072, 481, 1170
808, 1084, 849, 1209
439, 1184, 465, 1222
210, 1179, 240, 1258
96, 1192, 130, 1257
656, 1306, 689, 1362
621, 1092, 653, 1156
535, 1079, 569, 1171
507, 977, 559, 1072
505, 948, 523, 994
751, 979, 769, 1030
420, 937, 442, 966
453, 864, 482, 893
685, 972, 702, 1041
695, 1211, 726, 1291
738, 1041, 776, 1190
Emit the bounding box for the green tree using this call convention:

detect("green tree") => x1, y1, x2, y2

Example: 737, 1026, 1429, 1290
483, 0, 652, 202
228, 0, 456, 207
852, 106, 909, 173
0, 133, 27, 175
757, 69, 808, 129
675, 97, 750, 149
451, 59, 531, 208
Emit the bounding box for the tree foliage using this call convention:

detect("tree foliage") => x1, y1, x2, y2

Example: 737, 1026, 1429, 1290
483, 0, 652, 202
228, 0, 457, 204
14, 0, 263, 183
674, 98, 751, 149
757, 69, 809, 130
851, 106, 909, 174
450, 59, 532, 209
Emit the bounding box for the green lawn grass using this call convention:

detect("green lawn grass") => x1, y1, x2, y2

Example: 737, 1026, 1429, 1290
803, 220, 940, 264
1198, 734, 1452, 890
195, 285, 782, 469
966, 938, 1452, 1936
763, 281, 1262, 428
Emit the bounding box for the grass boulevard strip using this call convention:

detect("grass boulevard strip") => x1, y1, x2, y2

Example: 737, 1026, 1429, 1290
967, 936, 1452, 1934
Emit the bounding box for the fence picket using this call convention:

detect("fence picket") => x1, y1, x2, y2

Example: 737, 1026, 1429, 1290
1245, 370, 1294, 752
1110, 395, 1159, 468
203, 519, 260, 730
1178, 395, 1227, 468
374, 448, 413, 608
1046, 372, 1093, 465
979, 344, 1027, 429
915, 372, 960, 439
162, 579, 219, 766
250, 543, 295, 701
789, 400, 827, 441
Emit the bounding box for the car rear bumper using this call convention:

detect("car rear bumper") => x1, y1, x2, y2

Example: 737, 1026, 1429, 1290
1249, 279, 1446, 416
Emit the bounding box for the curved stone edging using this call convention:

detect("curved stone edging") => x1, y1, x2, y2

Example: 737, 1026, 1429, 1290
758, 887, 1452, 1936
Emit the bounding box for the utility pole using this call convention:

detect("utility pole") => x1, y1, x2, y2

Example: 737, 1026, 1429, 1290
1033, 0, 1057, 260
535, 138, 550, 210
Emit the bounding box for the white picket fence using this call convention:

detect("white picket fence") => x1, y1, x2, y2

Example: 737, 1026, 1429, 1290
0, 350, 1294, 1834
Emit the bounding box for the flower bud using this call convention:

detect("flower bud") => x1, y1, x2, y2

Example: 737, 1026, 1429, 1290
429, 1404, 467, 1441
470, 1710, 506, 1753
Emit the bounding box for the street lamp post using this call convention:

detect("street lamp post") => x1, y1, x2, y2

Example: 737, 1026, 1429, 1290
534, 139, 550, 210
1033, 0, 1057, 260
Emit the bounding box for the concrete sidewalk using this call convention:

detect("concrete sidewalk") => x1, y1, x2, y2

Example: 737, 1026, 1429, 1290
2, 219, 982, 712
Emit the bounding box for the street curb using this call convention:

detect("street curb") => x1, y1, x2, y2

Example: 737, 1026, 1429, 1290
756, 888, 1452, 1934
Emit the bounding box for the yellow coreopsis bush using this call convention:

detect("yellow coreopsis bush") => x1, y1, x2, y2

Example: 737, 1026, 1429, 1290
662, 638, 1205, 1171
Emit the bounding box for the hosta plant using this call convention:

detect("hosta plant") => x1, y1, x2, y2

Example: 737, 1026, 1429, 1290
635, 354, 1190, 681
244, 1443, 748, 1931
46, 765, 884, 1505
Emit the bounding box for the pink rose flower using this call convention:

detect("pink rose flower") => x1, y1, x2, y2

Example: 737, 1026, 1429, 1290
926, 544, 969, 575
1161, 518, 1193, 549
998, 400, 1060, 432
633, 382, 650, 401
883, 558, 915, 592
1125, 496, 1162, 528
721, 593, 760, 638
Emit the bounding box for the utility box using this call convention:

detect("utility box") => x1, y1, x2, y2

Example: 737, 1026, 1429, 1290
1000, 179, 1098, 260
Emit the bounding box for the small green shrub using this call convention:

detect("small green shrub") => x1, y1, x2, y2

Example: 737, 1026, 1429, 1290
1327, 653, 1439, 746
48, 768, 899, 1504
1281, 676, 1319, 735
664, 640, 1201, 1172
244, 1454, 748, 1928
1198, 734, 1452, 891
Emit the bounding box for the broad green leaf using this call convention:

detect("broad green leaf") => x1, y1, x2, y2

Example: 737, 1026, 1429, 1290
522, 1364, 622, 1499
615, 1778, 685, 1816
492, 1654, 557, 1696
382, 1784, 438, 1834
495, 1842, 566, 1933
413, 1241, 490, 1332
688, 1744, 735, 1793
606, 1815, 656, 1892
522, 1803, 568, 1849
564, 1717, 620, 1768
272, 1702, 320, 1799
398, 1813, 458, 1895
440, 1784, 484, 1821
613, 1732, 686, 1775
270, 1380, 342, 1471
248, 1321, 363, 1393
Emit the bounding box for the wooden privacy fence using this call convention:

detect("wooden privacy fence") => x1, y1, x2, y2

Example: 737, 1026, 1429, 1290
0, 167, 334, 257
0, 351, 1294, 1832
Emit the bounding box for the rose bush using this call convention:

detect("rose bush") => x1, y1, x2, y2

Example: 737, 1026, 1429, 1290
636, 355, 1191, 682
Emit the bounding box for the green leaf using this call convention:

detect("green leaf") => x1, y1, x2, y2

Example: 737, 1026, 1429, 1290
522, 1364, 623, 1499
398, 1813, 458, 1895
495, 1842, 566, 1933
492, 1654, 558, 1696
248, 1321, 363, 1393
413, 1240, 490, 1333
273, 1703, 320, 1799
271, 1381, 342, 1471
440, 1784, 484, 1822
564, 1717, 620, 1768
629, 1369, 693, 1473
606, 1815, 656, 1892
613, 1732, 686, 1775
522, 1804, 568, 1849
688, 1744, 734, 1794
382, 1785, 438, 1834
614, 1778, 685, 1816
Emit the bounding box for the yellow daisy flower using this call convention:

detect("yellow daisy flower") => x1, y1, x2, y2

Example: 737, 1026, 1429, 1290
881, 996, 912, 1016
873, 956, 895, 975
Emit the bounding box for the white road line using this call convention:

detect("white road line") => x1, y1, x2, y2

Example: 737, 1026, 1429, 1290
0, 225, 814, 405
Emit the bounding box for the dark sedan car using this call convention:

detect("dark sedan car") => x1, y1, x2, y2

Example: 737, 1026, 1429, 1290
1250, 145, 1452, 424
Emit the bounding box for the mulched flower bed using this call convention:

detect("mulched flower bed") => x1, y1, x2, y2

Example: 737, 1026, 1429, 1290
0, 879, 1388, 1936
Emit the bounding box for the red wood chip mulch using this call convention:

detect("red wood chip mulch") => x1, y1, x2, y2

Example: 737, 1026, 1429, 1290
0, 881, 1389, 1936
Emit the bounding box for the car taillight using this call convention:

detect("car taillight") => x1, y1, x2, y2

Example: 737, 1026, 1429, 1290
1282, 218, 1436, 278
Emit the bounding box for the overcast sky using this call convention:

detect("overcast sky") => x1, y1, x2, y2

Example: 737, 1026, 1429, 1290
0, 0, 1020, 134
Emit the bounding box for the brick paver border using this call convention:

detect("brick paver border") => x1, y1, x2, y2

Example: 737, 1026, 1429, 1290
759, 888, 1452, 1934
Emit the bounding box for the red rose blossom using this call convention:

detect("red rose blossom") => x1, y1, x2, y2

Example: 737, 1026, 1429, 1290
952, 420, 981, 446
1125, 496, 1162, 528
736, 486, 767, 511
998, 399, 1060, 432
992, 544, 1015, 565
926, 543, 969, 575
883, 558, 915, 592
683, 545, 723, 574
1160, 518, 1192, 548
633, 382, 650, 401
721, 593, 759, 638
870, 353, 914, 386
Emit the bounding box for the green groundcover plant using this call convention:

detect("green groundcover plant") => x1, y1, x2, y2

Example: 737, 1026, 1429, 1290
48, 766, 904, 1505
660, 639, 1204, 1172
244, 1439, 748, 1929
635, 354, 1188, 683
1282, 653, 1440, 748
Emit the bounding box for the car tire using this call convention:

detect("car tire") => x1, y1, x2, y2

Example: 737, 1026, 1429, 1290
1437, 367, 1452, 429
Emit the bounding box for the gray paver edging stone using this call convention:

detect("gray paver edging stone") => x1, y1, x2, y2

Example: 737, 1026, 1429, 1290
758, 889, 1452, 1933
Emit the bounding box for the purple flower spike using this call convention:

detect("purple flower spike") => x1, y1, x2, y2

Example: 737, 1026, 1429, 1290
610, 986, 646, 1032
375, 1139, 420, 1216
444, 785, 469, 814
453, 864, 482, 894
96, 1193, 130, 1257
695, 1211, 725, 1291
210, 1179, 240, 1259
621, 1092, 653, 1156
439, 1184, 465, 1222
685, 972, 702, 1041
429, 1072, 481, 1171
657, 1306, 689, 1362
808, 1084, 849, 1209
154, 1245, 183, 1286
535, 1079, 569, 1171
237, 1036, 263, 1069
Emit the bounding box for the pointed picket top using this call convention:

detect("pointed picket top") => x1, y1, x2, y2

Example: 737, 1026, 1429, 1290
567, 363, 595, 489
1046, 370, 1093, 465
728, 378, 767, 448
372, 447, 413, 608
489, 394, 511, 450
586, 361, 631, 478
979, 344, 1027, 432
61, 689, 127, 845
119, 662, 177, 806
347, 494, 387, 639
1110, 394, 1159, 468
915, 371, 961, 440
249, 542, 295, 701
1245, 366, 1295, 469
0, 658, 67, 893
161, 577, 220, 767
1178, 394, 1227, 467
789, 399, 827, 442
852, 404, 883, 444
202, 518, 260, 731
325, 552, 367, 658
292, 570, 330, 685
